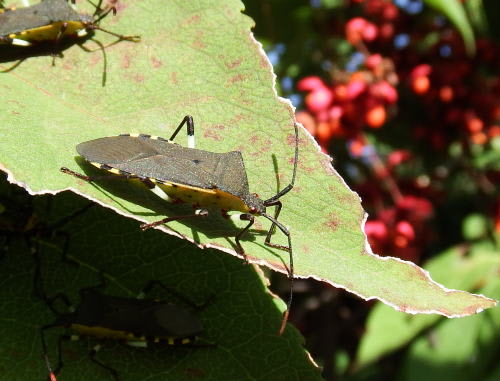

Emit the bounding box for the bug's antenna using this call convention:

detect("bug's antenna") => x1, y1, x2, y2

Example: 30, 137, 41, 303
261, 212, 293, 334
264, 123, 299, 204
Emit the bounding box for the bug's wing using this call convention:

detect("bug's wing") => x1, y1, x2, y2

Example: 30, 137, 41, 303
0, 5, 51, 35
76, 294, 202, 338
43, 0, 83, 23
0, 0, 81, 36
211, 151, 250, 198
77, 136, 220, 189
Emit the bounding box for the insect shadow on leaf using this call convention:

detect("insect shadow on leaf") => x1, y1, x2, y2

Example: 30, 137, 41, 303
60, 116, 299, 334
37, 268, 215, 381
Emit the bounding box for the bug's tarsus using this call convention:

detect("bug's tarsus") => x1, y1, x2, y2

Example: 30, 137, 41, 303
91, 24, 140, 43
60, 167, 93, 182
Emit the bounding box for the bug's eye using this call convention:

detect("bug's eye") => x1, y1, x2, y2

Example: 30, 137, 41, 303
249, 207, 258, 214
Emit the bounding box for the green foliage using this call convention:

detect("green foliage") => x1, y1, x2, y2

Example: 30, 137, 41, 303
0, 176, 320, 380
356, 241, 500, 376
424, 0, 476, 55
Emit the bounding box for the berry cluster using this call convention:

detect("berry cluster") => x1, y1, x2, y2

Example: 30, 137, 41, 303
296, 0, 499, 262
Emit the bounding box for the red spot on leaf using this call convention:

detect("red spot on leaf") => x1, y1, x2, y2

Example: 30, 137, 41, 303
171, 72, 178, 85
225, 59, 242, 69
151, 57, 162, 68
228, 74, 245, 84
325, 213, 339, 231
185, 14, 201, 25
203, 129, 222, 141
121, 54, 131, 69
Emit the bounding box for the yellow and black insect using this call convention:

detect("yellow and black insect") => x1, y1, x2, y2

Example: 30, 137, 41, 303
61, 116, 299, 334
40, 279, 212, 380
0, 0, 139, 47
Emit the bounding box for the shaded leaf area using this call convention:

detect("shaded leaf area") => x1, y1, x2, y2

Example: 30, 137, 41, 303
0, 0, 494, 324
0, 176, 320, 381
356, 242, 500, 370
424, 0, 476, 55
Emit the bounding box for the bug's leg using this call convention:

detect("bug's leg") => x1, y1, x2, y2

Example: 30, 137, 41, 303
89, 22, 140, 43
263, 123, 299, 204
40, 325, 67, 381
89, 344, 119, 381
168, 115, 195, 148
260, 213, 294, 335
60, 167, 140, 183
232, 213, 255, 264
141, 178, 175, 203
87, 0, 115, 17
51, 22, 69, 65
139, 280, 214, 310
263, 200, 282, 247
78, 273, 107, 299
140, 208, 208, 230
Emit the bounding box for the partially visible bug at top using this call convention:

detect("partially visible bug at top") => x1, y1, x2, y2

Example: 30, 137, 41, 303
0, 0, 140, 48
61, 116, 299, 334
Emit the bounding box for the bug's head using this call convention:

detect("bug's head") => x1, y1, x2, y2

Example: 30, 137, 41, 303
244, 193, 266, 215
79, 14, 94, 27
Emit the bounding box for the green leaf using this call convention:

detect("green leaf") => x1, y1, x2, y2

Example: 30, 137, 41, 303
0, 0, 495, 354
0, 178, 321, 380
355, 242, 500, 368
398, 277, 500, 381
424, 0, 476, 55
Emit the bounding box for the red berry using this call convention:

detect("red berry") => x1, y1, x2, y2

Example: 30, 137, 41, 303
305, 87, 334, 113
410, 64, 432, 79
439, 86, 454, 102
470, 132, 487, 145
346, 79, 367, 100
317, 122, 333, 143
365, 105, 386, 128
365, 220, 388, 241
396, 220, 415, 241
466, 117, 484, 133
411, 76, 430, 94
296, 111, 317, 135
349, 139, 365, 157
346, 17, 367, 44
371, 81, 398, 103
362, 23, 378, 42
297, 76, 326, 92
365, 54, 383, 70
387, 150, 411, 167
